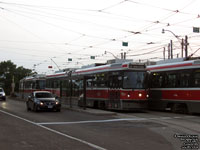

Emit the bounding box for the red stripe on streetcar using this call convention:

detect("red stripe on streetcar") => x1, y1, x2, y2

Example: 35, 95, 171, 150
160, 90, 200, 101
147, 63, 193, 71
122, 64, 128, 68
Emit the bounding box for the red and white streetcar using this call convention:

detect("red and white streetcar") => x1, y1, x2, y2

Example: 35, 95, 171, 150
19, 74, 46, 99
147, 58, 200, 114
72, 59, 148, 110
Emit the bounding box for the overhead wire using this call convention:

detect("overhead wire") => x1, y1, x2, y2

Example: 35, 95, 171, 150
0, 0, 200, 72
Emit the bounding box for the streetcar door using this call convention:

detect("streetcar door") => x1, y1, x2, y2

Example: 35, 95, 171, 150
148, 72, 163, 109
108, 72, 122, 109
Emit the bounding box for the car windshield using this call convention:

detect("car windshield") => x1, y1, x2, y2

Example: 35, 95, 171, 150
0, 89, 3, 92
35, 92, 53, 98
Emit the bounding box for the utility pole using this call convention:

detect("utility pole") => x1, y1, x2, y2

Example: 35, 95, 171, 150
168, 43, 170, 59
163, 47, 166, 60
170, 40, 173, 59
185, 35, 188, 58
181, 38, 184, 58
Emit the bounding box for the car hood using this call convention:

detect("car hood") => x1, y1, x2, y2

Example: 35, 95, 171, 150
37, 98, 56, 101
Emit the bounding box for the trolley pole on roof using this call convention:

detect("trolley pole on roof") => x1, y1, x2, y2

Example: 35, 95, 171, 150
51, 58, 61, 71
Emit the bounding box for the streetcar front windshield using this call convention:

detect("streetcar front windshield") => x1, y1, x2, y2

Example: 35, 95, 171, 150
123, 71, 145, 89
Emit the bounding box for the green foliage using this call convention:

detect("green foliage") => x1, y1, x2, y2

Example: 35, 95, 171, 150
0, 60, 33, 94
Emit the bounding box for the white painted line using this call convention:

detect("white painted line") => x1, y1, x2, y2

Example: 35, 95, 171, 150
37, 118, 148, 125
37, 116, 193, 126
0, 109, 107, 150
148, 118, 159, 120
160, 117, 171, 120
173, 117, 182, 119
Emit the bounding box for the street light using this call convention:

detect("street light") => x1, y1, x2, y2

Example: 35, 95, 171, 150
104, 51, 119, 59
162, 29, 180, 39
162, 29, 187, 58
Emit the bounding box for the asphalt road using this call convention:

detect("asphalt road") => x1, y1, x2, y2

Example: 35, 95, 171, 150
0, 98, 199, 150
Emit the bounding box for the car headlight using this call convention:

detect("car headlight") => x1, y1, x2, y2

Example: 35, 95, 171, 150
2, 93, 5, 96
55, 100, 60, 105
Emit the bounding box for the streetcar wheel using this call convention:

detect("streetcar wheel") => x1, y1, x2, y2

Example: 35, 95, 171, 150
171, 104, 177, 113
180, 104, 188, 114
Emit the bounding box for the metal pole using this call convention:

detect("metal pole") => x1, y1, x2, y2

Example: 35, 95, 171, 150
83, 76, 86, 110
185, 36, 188, 58
170, 40, 173, 59
181, 38, 184, 58
168, 43, 170, 59
163, 47, 166, 60
70, 79, 72, 108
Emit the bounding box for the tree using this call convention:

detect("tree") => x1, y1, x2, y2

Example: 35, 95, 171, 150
0, 60, 33, 94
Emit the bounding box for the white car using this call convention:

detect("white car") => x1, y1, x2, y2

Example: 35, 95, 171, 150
0, 88, 6, 101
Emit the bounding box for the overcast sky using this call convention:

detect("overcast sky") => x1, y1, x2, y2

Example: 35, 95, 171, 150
0, 0, 200, 74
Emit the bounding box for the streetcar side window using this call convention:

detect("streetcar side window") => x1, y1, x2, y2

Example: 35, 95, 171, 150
95, 73, 107, 88
165, 73, 177, 88
150, 72, 164, 88
179, 71, 190, 87
36, 80, 46, 89
108, 72, 122, 89
193, 70, 200, 87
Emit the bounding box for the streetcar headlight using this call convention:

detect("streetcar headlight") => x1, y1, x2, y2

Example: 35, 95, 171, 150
127, 94, 130, 98
138, 93, 142, 97
146, 94, 149, 98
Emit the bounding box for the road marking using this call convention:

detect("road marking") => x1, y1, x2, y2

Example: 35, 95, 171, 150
37, 118, 148, 125
159, 117, 171, 120
173, 117, 182, 119
37, 116, 193, 125
0, 109, 107, 150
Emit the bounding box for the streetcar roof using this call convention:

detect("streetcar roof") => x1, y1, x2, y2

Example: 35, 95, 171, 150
147, 59, 200, 72
72, 61, 146, 76
20, 74, 46, 81
46, 71, 67, 79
